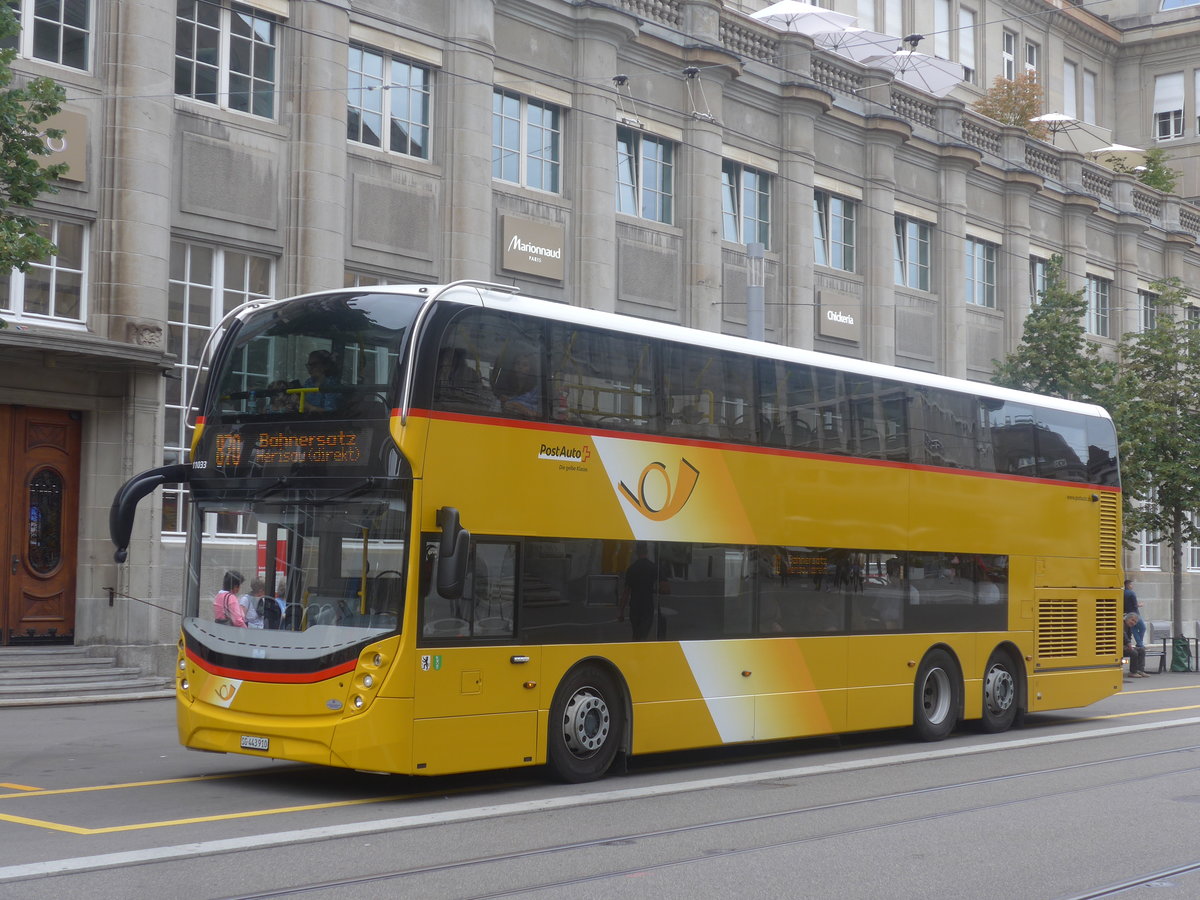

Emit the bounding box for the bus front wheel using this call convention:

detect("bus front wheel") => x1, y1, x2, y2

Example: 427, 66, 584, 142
978, 649, 1021, 733
548, 664, 624, 783
913, 649, 959, 741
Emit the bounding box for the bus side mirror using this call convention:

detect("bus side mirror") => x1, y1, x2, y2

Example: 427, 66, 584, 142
110, 463, 193, 563
436, 506, 470, 600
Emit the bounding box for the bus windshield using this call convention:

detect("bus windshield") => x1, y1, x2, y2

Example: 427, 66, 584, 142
207, 291, 424, 423
184, 494, 408, 654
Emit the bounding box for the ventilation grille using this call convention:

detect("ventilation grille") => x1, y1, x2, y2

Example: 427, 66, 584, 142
1098, 492, 1120, 570
1096, 596, 1119, 658
1038, 598, 1079, 658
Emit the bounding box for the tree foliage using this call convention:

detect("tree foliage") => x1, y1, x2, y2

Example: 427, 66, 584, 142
990, 255, 1106, 401
1102, 146, 1181, 194
1107, 278, 1200, 631
971, 72, 1049, 141
0, 5, 68, 328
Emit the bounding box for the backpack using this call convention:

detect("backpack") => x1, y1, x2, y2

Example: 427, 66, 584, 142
258, 596, 282, 629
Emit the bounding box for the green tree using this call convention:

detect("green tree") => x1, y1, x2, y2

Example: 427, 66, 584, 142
971, 72, 1050, 141
0, 5, 68, 329
1102, 146, 1181, 194
1108, 278, 1200, 637
991, 255, 1107, 401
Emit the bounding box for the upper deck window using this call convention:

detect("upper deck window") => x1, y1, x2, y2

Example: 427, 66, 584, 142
208, 292, 422, 424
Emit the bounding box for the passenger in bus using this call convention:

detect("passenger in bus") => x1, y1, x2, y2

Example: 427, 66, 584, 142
493, 351, 540, 417
436, 347, 495, 412
239, 578, 268, 629
618, 542, 658, 641
213, 570, 247, 627
302, 350, 340, 411
266, 380, 298, 413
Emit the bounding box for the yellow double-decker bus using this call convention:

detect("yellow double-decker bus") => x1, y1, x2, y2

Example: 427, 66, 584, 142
111, 281, 1123, 782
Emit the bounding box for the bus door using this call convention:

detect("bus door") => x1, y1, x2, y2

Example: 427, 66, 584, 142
412, 539, 541, 774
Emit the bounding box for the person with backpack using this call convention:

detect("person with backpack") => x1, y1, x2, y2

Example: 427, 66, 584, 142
257, 584, 284, 630
212, 570, 246, 627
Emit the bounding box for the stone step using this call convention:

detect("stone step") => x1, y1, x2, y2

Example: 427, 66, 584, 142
0, 647, 174, 706
0, 665, 146, 683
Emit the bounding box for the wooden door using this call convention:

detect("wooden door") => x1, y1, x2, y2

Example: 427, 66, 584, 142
0, 406, 81, 645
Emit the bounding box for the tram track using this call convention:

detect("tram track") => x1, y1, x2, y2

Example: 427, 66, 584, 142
220, 743, 1200, 900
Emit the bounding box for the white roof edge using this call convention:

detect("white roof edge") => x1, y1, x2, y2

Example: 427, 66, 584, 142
296, 284, 1114, 422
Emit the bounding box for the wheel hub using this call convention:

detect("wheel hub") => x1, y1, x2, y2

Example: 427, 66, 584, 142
562, 688, 610, 756
984, 666, 1015, 715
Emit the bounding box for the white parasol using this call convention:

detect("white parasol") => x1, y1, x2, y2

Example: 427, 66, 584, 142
861, 49, 964, 98
814, 26, 900, 63
751, 0, 857, 37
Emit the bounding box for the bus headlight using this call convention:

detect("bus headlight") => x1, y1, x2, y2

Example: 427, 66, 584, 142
181, 678, 189, 691
353, 695, 364, 709
362, 674, 374, 689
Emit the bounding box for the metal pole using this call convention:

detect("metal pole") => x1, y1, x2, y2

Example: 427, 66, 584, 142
746, 242, 765, 341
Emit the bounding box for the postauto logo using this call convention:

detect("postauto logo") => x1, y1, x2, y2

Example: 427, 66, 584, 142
538, 441, 592, 464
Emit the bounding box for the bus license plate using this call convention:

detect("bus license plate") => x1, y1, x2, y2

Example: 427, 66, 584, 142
240, 735, 269, 751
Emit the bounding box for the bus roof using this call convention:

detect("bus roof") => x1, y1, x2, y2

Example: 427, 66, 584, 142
271, 282, 1114, 423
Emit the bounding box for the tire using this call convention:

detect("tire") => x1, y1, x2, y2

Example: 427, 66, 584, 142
547, 664, 624, 783
912, 649, 959, 741
978, 649, 1021, 734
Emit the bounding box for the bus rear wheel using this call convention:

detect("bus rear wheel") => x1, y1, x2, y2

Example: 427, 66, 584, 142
978, 650, 1021, 733
913, 649, 959, 741
548, 664, 624, 783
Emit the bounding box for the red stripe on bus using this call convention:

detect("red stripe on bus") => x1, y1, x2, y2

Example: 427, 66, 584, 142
186, 647, 356, 684
401, 407, 1121, 494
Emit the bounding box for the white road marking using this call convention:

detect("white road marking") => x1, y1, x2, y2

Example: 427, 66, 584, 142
4, 714, 1200, 883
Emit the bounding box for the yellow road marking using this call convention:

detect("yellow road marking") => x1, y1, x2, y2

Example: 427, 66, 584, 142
0, 767, 309, 800
0, 783, 39, 792
0, 793, 411, 835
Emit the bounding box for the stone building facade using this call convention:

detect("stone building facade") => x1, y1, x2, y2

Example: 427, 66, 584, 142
2, 0, 1199, 673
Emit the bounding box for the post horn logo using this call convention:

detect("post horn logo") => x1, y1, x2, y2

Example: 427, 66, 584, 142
618, 458, 700, 521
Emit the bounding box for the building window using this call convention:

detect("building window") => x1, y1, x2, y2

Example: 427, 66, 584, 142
1140, 492, 1161, 570
1189, 513, 1200, 571
2, 0, 91, 70
933, 0, 950, 59
1030, 256, 1048, 307
347, 45, 431, 158
894, 215, 931, 292
1154, 73, 1184, 140
616, 126, 674, 225
0, 217, 86, 324
493, 89, 562, 192
965, 238, 997, 307
958, 7, 977, 84
1139, 290, 1158, 333
1086, 274, 1111, 338
814, 191, 857, 273
1082, 70, 1097, 125
856, 0, 902, 35
1025, 40, 1039, 75
175, 1, 278, 118
1063, 61, 1078, 119
164, 242, 274, 535
721, 161, 771, 247
1002, 31, 1016, 81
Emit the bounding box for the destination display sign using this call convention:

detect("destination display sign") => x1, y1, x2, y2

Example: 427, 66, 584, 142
200, 425, 374, 474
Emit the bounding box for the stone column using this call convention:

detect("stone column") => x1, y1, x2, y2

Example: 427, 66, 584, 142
443, 0, 497, 281
862, 118, 910, 366
938, 149, 979, 379
101, 0, 174, 348
285, 0, 350, 295
1001, 172, 1042, 354
780, 85, 832, 351
683, 91, 726, 335
97, 0, 176, 665
1115, 219, 1148, 339
573, 9, 638, 313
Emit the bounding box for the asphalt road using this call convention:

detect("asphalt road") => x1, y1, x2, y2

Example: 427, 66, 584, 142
3, 673, 1200, 899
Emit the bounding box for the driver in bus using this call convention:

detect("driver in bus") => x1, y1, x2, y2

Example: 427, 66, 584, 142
493, 351, 540, 417
302, 350, 340, 412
